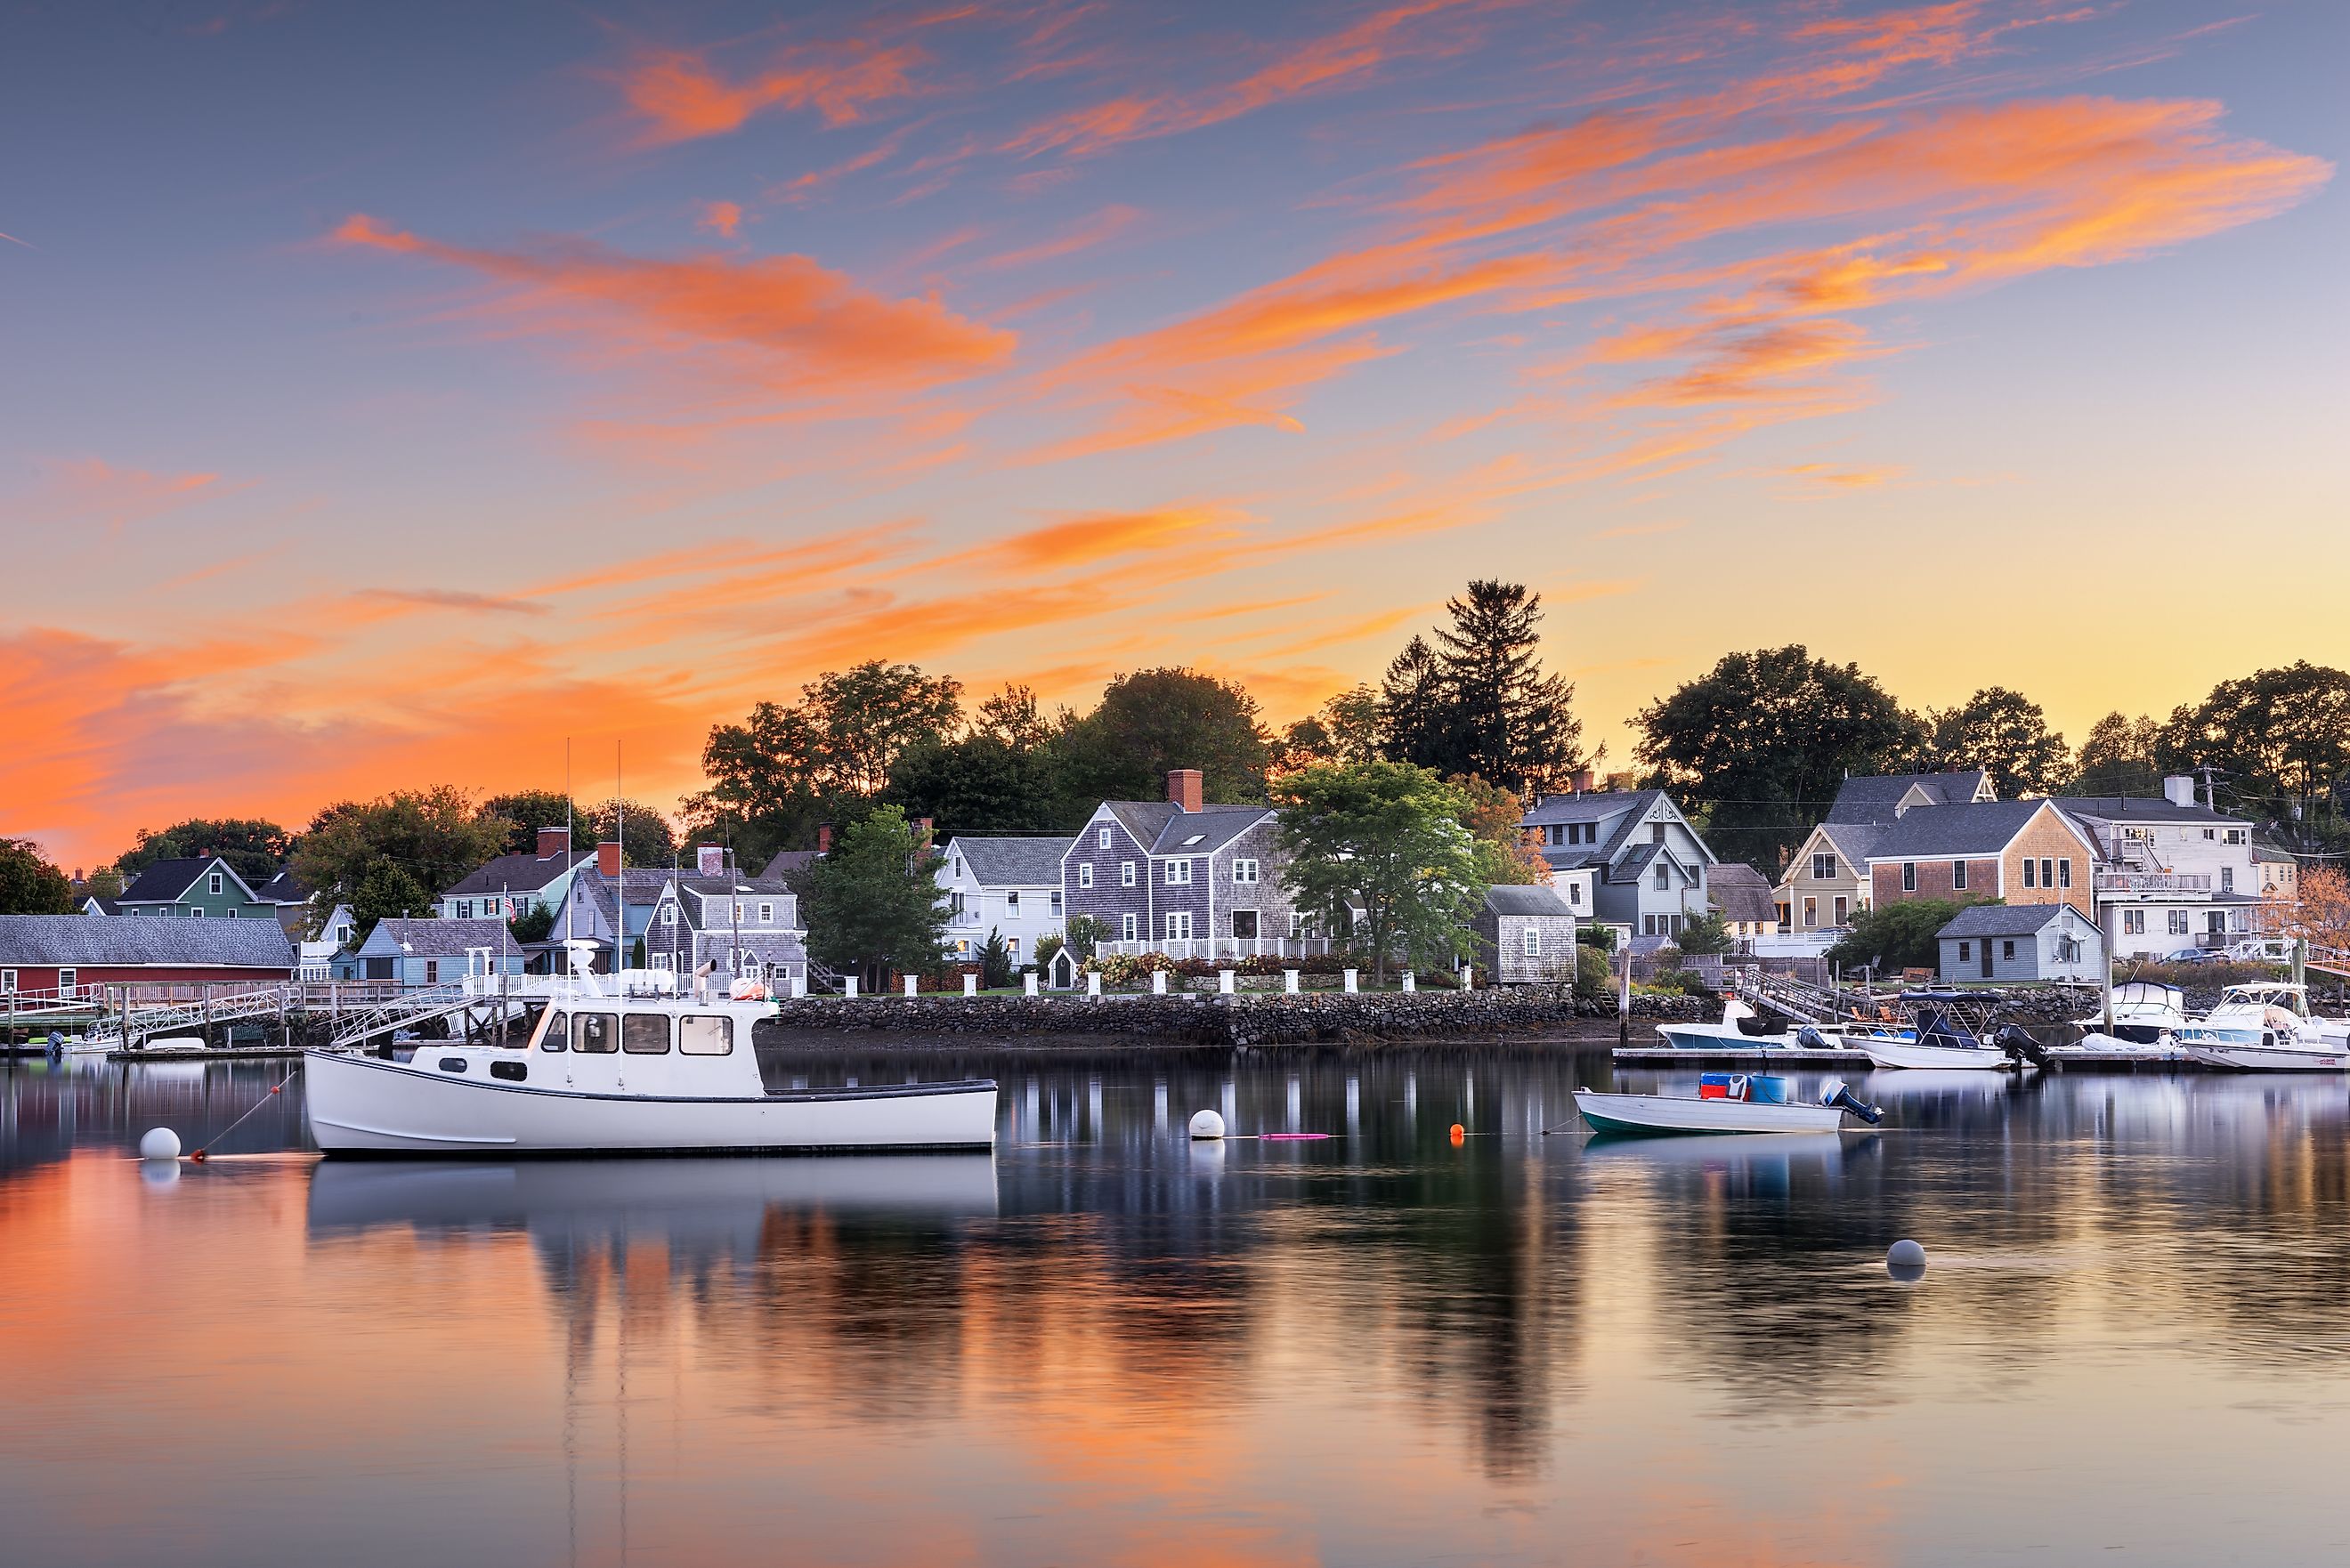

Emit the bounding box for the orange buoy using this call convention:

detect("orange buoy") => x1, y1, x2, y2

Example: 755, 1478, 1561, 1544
1449, 1123, 1465, 1144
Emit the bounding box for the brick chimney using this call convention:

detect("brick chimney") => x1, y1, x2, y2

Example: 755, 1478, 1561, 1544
696, 844, 724, 876
817, 824, 833, 854
1167, 769, 1203, 813
537, 826, 571, 858
1571, 767, 1595, 796
912, 815, 935, 847
597, 840, 622, 878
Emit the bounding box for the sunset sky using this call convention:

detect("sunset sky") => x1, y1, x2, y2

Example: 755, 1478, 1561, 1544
4, 0, 2343, 869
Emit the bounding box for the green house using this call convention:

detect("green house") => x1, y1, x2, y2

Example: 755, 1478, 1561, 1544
112, 856, 272, 920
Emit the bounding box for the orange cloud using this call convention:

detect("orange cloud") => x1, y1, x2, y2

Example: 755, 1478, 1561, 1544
334, 214, 1015, 390
620, 41, 927, 144
992, 505, 1244, 570
696, 199, 743, 238
12, 457, 223, 530
977, 204, 1140, 271
1004, 0, 1490, 158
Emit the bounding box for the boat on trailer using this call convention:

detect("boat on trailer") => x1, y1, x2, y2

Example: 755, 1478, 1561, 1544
304, 970, 996, 1157
1573, 1074, 1882, 1136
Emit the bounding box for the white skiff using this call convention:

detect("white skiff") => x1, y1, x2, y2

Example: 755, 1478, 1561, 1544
1572, 1079, 1880, 1136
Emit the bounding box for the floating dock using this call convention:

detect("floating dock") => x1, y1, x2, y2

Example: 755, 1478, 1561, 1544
1612, 1046, 1876, 1066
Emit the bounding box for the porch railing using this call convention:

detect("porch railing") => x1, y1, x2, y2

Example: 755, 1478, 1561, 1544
1096, 936, 1335, 962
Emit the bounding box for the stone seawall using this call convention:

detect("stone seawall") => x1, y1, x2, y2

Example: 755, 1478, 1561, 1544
753, 988, 1707, 1049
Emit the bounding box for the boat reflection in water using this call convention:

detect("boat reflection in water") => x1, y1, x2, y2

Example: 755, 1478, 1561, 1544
306, 1154, 1001, 1249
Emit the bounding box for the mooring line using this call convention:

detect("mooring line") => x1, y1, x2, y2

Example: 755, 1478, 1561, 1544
189, 1063, 300, 1161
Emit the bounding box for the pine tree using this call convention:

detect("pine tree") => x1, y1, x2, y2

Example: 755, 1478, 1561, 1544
1378, 635, 1453, 772
1428, 581, 1583, 793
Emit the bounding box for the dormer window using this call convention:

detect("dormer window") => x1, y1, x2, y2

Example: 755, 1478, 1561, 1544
208, 871, 223, 895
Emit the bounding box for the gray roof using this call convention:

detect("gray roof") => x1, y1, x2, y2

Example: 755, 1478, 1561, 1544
257, 868, 307, 904
439, 849, 590, 899
118, 856, 260, 904
1815, 820, 1884, 866
1938, 903, 2077, 938
0, 914, 296, 968
1827, 772, 1991, 825
2254, 839, 2298, 863
701, 931, 809, 965
666, 874, 794, 934
1861, 801, 2061, 861
1706, 862, 1778, 923
1521, 788, 1712, 873
1100, 801, 1271, 857
946, 836, 1071, 887
1483, 885, 1578, 918
360, 918, 521, 958
763, 850, 822, 878
2055, 796, 2243, 826
566, 867, 675, 932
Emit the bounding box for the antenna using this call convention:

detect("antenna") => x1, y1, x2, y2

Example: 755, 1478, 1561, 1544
563, 739, 575, 982
616, 740, 625, 978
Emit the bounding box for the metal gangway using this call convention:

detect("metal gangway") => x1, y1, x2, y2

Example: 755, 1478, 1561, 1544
1730, 965, 1851, 1025
326, 979, 535, 1053
80, 988, 305, 1051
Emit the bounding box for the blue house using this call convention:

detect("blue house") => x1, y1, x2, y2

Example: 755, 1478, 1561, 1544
352, 918, 526, 987
1061, 769, 1303, 958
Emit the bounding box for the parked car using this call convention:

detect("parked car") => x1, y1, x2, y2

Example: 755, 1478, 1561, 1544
2160, 948, 2221, 964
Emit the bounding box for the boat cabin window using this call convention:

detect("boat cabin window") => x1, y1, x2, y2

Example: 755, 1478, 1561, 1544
438, 1056, 467, 1073
622, 1014, 671, 1054
490, 1060, 527, 1082
574, 1013, 618, 1053
679, 1014, 733, 1055
539, 1010, 568, 1051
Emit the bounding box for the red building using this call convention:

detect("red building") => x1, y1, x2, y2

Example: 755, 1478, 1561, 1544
0, 915, 296, 997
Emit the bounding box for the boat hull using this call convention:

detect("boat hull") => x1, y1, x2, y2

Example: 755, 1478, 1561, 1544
1572, 1087, 1848, 1136
1652, 1022, 1817, 1050
2176, 1039, 2350, 1072
304, 1050, 998, 1155
1857, 1039, 2008, 1071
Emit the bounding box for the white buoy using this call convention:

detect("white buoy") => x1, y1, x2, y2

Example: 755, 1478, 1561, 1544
139, 1128, 182, 1162
1187, 1109, 1226, 1140
1887, 1239, 1926, 1272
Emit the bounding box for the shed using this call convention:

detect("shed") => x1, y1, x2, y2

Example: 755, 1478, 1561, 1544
352, 918, 527, 987
1936, 903, 2103, 983
1471, 885, 1579, 984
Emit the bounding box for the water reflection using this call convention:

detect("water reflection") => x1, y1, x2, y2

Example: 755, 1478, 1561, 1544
8, 1051, 2350, 1565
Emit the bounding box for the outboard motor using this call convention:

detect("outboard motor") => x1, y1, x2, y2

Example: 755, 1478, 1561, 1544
1819, 1077, 1884, 1125
1994, 1023, 2046, 1067
1795, 1023, 1832, 1050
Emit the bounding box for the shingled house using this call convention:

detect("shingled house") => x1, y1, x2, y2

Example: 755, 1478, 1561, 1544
1519, 780, 1715, 942
1773, 772, 1993, 934
938, 835, 1069, 966
1063, 770, 1303, 958
0, 914, 296, 996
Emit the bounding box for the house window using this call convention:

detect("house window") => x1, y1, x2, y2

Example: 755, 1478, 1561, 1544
188, 907, 205, 917
1957, 941, 1972, 962
758, 901, 773, 923
1653, 863, 1669, 891
1078, 864, 1094, 889
1121, 861, 1136, 887
2124, 909, 2145, 934
1121, 913, 1138, 942
2225, 828, 2246, 845
1232, 909, 1258, 939
1007, 936, 1020, 953
663, 906, 677, 926
1651, 824, 1665, 844
1098, 827, 1112, 849
2, 970, 16, 993
1643, 915, 1657, 935
2059, 859, 2072, 889
1803, 896, 1818, 928
1166, 860, 1193, 886
1545, 825, 1561, 845
1005, 891, 1021, 914
58, 968, 77, 996
2002, 941, 2016, 961
1833, 895, 1849, 924
425, 959, 439, 983
1812, 853, 1836, 880
1522, 928, 1540, 958
208, 871, 223, 895
1233, 858, 1259, 885
2167, 909, 2190, 935
1567, 883, 1582, 905
1901, 862, 1916, 893
2219, 867, 2233, 893
1953, 861, 1967, 892
2023, 859, 2037, 888
1050, 890, 1064, 915
1166, 911, 1193, 941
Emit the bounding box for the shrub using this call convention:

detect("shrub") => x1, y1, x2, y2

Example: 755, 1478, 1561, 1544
1573, 944, 1613, 999
1827, 899, 1973, 974
1676, 911, 1733, 955
1576, 924, 1617, 951
1649, 966, 1713, 996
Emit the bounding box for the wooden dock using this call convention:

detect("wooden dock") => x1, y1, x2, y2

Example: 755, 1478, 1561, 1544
1612, 1046, 1877, 1066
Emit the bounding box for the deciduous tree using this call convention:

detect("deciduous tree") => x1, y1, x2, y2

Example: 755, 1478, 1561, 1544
0, 838, 74, 915
2160, 663, 2350, 850
1633, 646, 1922, 874
1054, 667, 1271, 807
1274, 762, 1487, 985
2071, 712, 2164, 796
1452, 773, 1547, 885
788, 805, 950, 992
1925, 687, 2071, 799
1825, 899, 1973, 974
349, 859, 433, 945
2277, 865, 2350, 961
293, 788, 514, 927
1277, 684, 1383, 772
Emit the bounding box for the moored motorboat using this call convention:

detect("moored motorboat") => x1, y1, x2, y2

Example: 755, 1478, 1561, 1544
2046, 982, 2191, 1062
1573, 1074, 1882, 1136
1852, 993, 2021, 1071
304, 972, 997, 1156
1652, 998, 1824, 1050
2176, 985, 2350, 1071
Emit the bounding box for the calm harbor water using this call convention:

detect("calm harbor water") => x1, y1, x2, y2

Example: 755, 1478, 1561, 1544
6, 1048, 2350, 1567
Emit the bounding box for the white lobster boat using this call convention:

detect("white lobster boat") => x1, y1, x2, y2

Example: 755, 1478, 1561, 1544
2176, 983, 2350, 1072
304, 975, 996, 1157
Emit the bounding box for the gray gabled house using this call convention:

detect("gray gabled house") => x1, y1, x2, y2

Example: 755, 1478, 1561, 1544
1519, 785, 1715, 942
1471, 885, 1580, 984
1062, 769, 1304, 958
